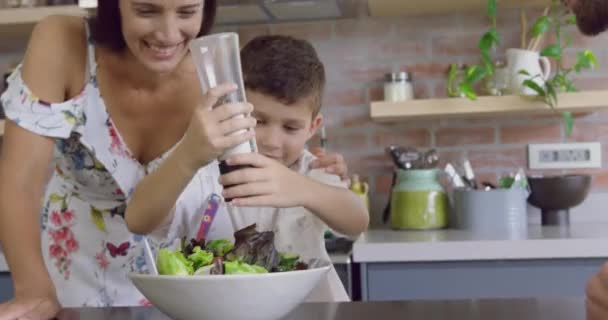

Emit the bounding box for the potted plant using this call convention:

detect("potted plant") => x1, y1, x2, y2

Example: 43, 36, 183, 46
447, 0, 598, 135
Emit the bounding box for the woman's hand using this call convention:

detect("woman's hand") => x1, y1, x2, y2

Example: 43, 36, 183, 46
586, 262, 608, 320
0, 292, 60, 320
178, 83, 257, 172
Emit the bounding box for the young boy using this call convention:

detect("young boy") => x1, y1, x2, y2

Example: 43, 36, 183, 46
220, 35, 369, 302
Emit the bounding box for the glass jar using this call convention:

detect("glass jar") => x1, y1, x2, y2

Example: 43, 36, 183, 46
447, 64, 467, 98
384, 72, 414, 102
390, 169, 449, 230
484, 59, 508, 96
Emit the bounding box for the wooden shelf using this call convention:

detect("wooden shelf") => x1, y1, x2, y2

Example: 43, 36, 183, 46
0, 5, 86, 43
368, 0, 549, 17
370, 91, 608, 122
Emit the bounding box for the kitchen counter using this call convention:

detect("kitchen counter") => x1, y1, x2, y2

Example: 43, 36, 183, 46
49, 298, 585, 320
353, 223, 608, 301
353, 223, 608, 263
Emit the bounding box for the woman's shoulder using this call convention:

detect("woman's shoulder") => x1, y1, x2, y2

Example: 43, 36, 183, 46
21, 15, 88, 102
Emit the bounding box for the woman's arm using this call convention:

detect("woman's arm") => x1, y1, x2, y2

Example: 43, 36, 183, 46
0, 15, 84, 318
124, 85, 257, 235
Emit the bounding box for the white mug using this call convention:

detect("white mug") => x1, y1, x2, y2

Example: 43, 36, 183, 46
506, 48, 551, 96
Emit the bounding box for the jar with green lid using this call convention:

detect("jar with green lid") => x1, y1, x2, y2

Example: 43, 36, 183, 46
390, 168, 448, 230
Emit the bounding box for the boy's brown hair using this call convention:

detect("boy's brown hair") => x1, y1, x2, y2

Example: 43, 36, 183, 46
240, 35, 326, 116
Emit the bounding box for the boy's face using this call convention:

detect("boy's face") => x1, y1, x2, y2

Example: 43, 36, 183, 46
247, 90, 323, 167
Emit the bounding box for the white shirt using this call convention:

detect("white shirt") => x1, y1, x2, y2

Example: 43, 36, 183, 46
227, 150, 351, 302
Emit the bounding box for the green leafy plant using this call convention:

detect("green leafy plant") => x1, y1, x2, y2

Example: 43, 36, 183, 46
447, 0, 598, 136
520, 0, 599, 135
447, 0, 499, 99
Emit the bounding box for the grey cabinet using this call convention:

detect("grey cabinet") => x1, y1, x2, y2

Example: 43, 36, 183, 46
360, 259, 604, 301
0, 273, 13, 303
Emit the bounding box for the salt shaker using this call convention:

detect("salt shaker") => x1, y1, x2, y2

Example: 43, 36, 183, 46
384, 72, 414, 102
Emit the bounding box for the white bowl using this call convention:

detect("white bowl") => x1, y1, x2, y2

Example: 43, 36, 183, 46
129, 261, 331, 320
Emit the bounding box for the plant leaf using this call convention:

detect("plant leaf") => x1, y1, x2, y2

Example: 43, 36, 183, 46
540, 44, 562, 58
522, 80, 546, 97
91, 207, 107, 232
481, 51, 494, 75
546, 83, 558, 108
531, 16, 551, 38
459, 83, 477, 100
466, 66, 487, 84
566, 14, 577, 25
562, 112, 574, 137
518, 69, 531, 76
563, 34, 573, 47
489, 28, 500, 45
479, 32, 494, 51
487, 0, 497, 19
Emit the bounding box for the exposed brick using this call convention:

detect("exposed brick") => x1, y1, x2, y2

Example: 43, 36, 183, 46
563, 29, 608, 48
369, 86, 384, 102
326, 132, 370, 150
568, 123, 608, 142
334, 18, 393, 38
322, 88, 366, 107
468, 148, 527, 170
433, 30, 520, 57
374, 174, 394, 194
395, 14, 460, 34
435, 127, 496, 147
237, 24, 271, 46
372, 129, 431, 148
342, 64, 393, 83
400, 62, 451, 79
437, 150, 465, 168
433, 32, 483, 56
348, 152, 393, 175
500, 123, 562, 144
272, 21, 334, 42
380, 39, 430, 60
571, 77, 608, 91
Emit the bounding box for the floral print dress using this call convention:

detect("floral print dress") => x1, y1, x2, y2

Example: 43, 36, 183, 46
0, 21, 233, 307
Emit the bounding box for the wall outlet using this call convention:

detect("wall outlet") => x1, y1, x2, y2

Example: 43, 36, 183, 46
528, 142, 602, 169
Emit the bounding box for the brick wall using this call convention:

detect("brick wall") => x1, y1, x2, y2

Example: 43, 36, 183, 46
223, 9, 608, 226
1, 9, 608, 226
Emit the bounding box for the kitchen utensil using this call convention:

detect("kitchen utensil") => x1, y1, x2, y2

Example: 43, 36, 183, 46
527, 174, 591, 226
195, 193, 222, 242
142, 237, 158, 276
389, 169, 448, 230
421, 149, 439, 169
444, 163, 466, 188
462, 159, 478, 189
452, 188, 528, 238
190, 33, 257, 177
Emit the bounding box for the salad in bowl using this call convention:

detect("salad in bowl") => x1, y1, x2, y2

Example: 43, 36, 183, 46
129, 224, 331, 320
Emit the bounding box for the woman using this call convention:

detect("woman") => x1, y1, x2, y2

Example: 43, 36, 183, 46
0, 1, 347, 318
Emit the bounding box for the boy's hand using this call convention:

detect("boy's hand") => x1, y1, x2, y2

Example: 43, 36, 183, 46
219, 153, 309, 207
586, 262, 608, 320
309, 147, 349, 182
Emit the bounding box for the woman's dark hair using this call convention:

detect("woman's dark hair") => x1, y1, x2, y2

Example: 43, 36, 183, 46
91, 0, 217, 51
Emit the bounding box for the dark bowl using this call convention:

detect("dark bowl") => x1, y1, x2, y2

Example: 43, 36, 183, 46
527, 174, 592, 210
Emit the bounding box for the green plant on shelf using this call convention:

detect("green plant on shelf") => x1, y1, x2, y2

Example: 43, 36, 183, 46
520, 0, 598, 136
447, 0, 599, 136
